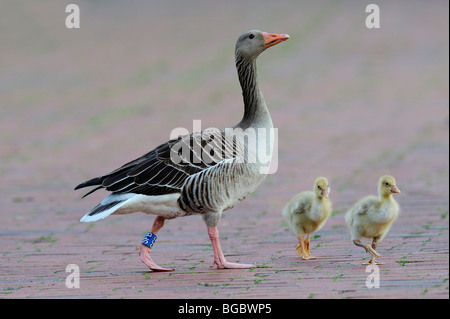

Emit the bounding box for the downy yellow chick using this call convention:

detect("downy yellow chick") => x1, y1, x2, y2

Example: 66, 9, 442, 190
345, 175, 401, 265
282, 177, 332, 259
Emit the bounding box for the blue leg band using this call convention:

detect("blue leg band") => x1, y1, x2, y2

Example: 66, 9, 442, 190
141, 232, 157, 248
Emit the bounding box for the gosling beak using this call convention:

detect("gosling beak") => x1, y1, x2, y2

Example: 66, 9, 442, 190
321, 189, 329, 198
262, 32, 290, 48
391, 185, 401, 194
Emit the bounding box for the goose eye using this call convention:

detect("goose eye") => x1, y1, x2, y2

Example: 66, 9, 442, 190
317, 185, 321, 189
249, 33, 255, 39
385, 182, 389, 186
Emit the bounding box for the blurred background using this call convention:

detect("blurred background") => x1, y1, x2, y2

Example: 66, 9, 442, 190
0, 0, 448, 298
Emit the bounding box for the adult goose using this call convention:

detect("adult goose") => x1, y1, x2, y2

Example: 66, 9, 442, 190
75, 30, 290, 271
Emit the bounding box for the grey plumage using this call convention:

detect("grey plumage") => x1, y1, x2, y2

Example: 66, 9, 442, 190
75, 30, 286, 229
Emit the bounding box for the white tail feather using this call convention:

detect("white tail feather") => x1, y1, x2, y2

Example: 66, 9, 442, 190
80, 193, 137, 222
80, 193, 183, 222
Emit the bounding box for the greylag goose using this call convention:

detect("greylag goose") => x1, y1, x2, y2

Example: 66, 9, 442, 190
75, 30, 290, 271
282, 177, 332, 259
345, 175, 401, 265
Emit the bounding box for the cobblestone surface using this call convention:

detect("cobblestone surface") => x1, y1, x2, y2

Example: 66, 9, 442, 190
0, 1, 448, 299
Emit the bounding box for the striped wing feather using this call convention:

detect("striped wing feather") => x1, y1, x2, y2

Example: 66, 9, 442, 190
75, 129, 238, 197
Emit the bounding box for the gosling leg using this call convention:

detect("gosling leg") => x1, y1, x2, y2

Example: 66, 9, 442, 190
362, 237, 384, 265
296, 236, 307, 258
304, 234, 318, 260
353, 239, 381, 259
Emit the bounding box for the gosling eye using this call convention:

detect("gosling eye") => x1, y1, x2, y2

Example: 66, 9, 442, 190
317, 185, 321, 190
385, 182, 390, 186
249, 33, 255, 39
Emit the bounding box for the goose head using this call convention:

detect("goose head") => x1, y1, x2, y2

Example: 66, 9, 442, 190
235, 30, 290, 60
378, 175, 401, 198
314, 177, 330, 199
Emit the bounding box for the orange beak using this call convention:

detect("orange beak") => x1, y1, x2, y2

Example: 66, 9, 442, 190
262, 32, 290, 48
321, 189, 329, 198
391, 185, 401, 194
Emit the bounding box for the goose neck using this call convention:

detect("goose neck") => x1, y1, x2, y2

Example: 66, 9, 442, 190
235, 57, 271, 129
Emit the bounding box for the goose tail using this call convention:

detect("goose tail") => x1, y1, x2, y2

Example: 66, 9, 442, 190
80, 193, 136, 222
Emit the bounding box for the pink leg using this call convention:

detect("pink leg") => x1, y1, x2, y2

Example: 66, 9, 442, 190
136, 216, 173, 272
208, 227, 254, 269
